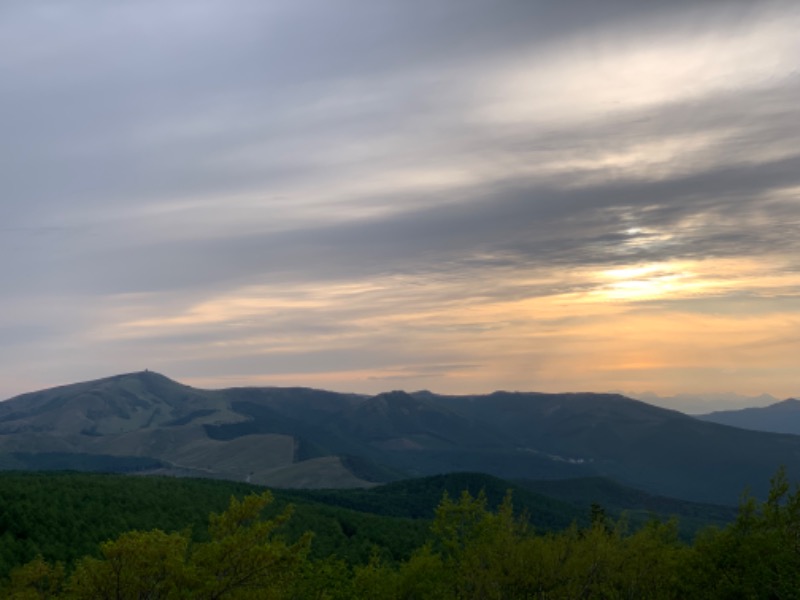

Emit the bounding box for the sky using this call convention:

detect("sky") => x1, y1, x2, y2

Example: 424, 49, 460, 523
1, 1, 799, 407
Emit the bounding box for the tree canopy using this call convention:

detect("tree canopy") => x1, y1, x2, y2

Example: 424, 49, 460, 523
3, 468, 800, 599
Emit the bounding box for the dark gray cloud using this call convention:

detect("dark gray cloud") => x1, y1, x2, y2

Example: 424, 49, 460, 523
2, 1, 786, 214
46, 135, 800, 298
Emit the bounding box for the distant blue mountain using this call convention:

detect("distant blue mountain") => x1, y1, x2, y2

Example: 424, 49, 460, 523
697, 398, 800, 435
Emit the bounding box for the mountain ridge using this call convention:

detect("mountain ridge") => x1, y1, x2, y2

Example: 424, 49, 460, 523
1, 371, 799, 505
697, 397, 800, 435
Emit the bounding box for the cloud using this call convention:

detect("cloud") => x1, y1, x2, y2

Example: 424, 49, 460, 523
1, 0, 799, 399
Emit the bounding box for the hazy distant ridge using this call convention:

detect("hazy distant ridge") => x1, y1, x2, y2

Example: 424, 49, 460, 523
697, 398, 800, 435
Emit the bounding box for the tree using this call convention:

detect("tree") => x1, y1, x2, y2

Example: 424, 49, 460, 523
685, 467, 800, 599
53, 491, 310, 600
6, 555, 65, 600
187, 492, 311, 599
68, 530, 188, 600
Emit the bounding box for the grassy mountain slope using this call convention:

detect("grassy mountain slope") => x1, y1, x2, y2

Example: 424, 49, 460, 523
0, 371, 232, 436
0, 372, 374, 488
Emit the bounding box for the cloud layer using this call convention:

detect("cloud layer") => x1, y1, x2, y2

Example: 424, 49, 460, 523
1, 1, 799, 404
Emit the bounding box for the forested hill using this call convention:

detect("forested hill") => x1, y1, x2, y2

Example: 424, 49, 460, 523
1, 371, 799, 504
0, 471, 588, 579
0, 469, 797, 599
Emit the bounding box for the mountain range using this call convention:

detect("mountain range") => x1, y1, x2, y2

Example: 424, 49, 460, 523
0, 371, 798, 506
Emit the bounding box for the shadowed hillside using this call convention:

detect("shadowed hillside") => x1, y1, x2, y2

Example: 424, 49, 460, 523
1, 372, 800, 505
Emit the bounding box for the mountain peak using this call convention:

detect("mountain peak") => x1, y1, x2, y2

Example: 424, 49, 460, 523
0, 370, 209, 437
106, 369, 182, 386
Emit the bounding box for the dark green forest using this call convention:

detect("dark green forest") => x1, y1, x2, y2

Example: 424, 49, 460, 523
1, 470, 798, 598
0, 472, 435, 578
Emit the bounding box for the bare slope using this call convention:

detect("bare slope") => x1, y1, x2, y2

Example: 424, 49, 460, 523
0, 371, 370, 487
